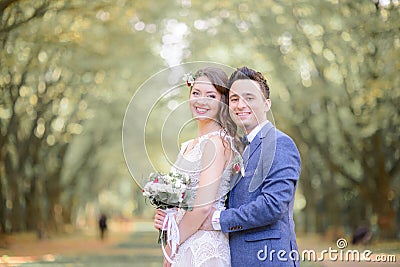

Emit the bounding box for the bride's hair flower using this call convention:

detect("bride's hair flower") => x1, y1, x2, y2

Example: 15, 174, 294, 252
183, 72, 195, 87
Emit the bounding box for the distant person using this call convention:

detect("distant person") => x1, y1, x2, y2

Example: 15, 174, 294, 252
352, 225, 372, 245
99, 213, 108, 240
37, 222, 45, 240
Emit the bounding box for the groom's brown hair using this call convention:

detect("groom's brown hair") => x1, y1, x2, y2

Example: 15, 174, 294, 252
228, 66, 270, 99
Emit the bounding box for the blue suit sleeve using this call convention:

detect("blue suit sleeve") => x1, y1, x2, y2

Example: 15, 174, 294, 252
220, 135, 301, 232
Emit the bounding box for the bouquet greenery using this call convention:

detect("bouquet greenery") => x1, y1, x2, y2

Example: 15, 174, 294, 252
142, 171, 194, 253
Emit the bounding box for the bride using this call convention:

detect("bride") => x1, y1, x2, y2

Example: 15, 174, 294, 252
154, 67, 242, 267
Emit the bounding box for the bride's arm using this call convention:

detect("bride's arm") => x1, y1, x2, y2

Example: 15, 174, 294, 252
177, 136, 231, 244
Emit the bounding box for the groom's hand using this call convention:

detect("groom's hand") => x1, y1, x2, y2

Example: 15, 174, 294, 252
198, 207, 217, 231
154, 209, 166, 230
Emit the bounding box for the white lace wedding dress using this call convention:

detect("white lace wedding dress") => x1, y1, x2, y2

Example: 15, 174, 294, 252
170, 130, 236, 267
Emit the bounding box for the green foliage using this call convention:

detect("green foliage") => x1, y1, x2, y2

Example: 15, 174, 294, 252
0, 0, 399, 238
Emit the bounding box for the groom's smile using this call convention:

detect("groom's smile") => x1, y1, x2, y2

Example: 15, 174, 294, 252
236, 111, 252, 118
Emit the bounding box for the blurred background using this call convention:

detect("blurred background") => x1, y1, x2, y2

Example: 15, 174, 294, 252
0, 0, 399, 264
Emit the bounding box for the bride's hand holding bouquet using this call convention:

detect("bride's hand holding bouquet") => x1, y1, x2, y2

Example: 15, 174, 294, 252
142, 172, 194, 263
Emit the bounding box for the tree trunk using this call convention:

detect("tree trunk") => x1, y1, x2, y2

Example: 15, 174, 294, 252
300, 167, 317, 234
377, 208, 397, 239
46, 181, 61, 233
372, 189, 397, 239
325, 172, 343, 241
361, 131, 398, 239
24, 175, 44, 232
5, 151, 23, 232
0, 174, 5, 233
46, 145, 68, 233
9, 175, 22, 232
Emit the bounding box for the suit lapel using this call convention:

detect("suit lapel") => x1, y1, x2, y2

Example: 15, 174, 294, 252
243, 122, 274, 167
243, 136, 261, 167
248, 122, 276, 192
231, 135, 260, 188
230, 122, 276, 192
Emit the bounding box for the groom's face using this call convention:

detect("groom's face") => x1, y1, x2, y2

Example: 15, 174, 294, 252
228, 79, 270, 134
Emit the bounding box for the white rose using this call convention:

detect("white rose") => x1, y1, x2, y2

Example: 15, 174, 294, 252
165, 184, 173, 193
154, 184, 164, 193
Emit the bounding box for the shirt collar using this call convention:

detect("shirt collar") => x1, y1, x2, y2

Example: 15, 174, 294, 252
246, 120, 269, 143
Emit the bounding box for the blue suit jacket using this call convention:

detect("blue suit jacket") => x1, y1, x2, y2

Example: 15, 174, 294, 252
220, 122, 301, 267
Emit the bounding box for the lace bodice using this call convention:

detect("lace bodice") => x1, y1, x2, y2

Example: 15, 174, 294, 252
170, 129, 234, 267
171, 130, 236, 217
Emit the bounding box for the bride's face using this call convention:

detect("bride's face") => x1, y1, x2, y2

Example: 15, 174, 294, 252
189, 76, 222, 122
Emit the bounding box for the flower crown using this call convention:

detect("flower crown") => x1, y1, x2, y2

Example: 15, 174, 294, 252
182, 72, 196, 87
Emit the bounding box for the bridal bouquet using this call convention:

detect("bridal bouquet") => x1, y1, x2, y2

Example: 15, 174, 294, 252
142, 172, 193, 210
142, 171, 193, 263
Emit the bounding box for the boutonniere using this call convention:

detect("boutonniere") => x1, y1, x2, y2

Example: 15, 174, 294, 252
232, 154, 245, 176
182, 72, 195, 87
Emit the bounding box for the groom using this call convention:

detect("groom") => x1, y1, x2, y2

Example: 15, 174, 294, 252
207, 66, 301, 266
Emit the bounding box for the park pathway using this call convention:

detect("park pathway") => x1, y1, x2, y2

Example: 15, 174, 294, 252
1, 222, 398, 267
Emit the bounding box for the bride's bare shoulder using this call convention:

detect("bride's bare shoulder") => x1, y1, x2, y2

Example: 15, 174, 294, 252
205, 134, 232, 155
